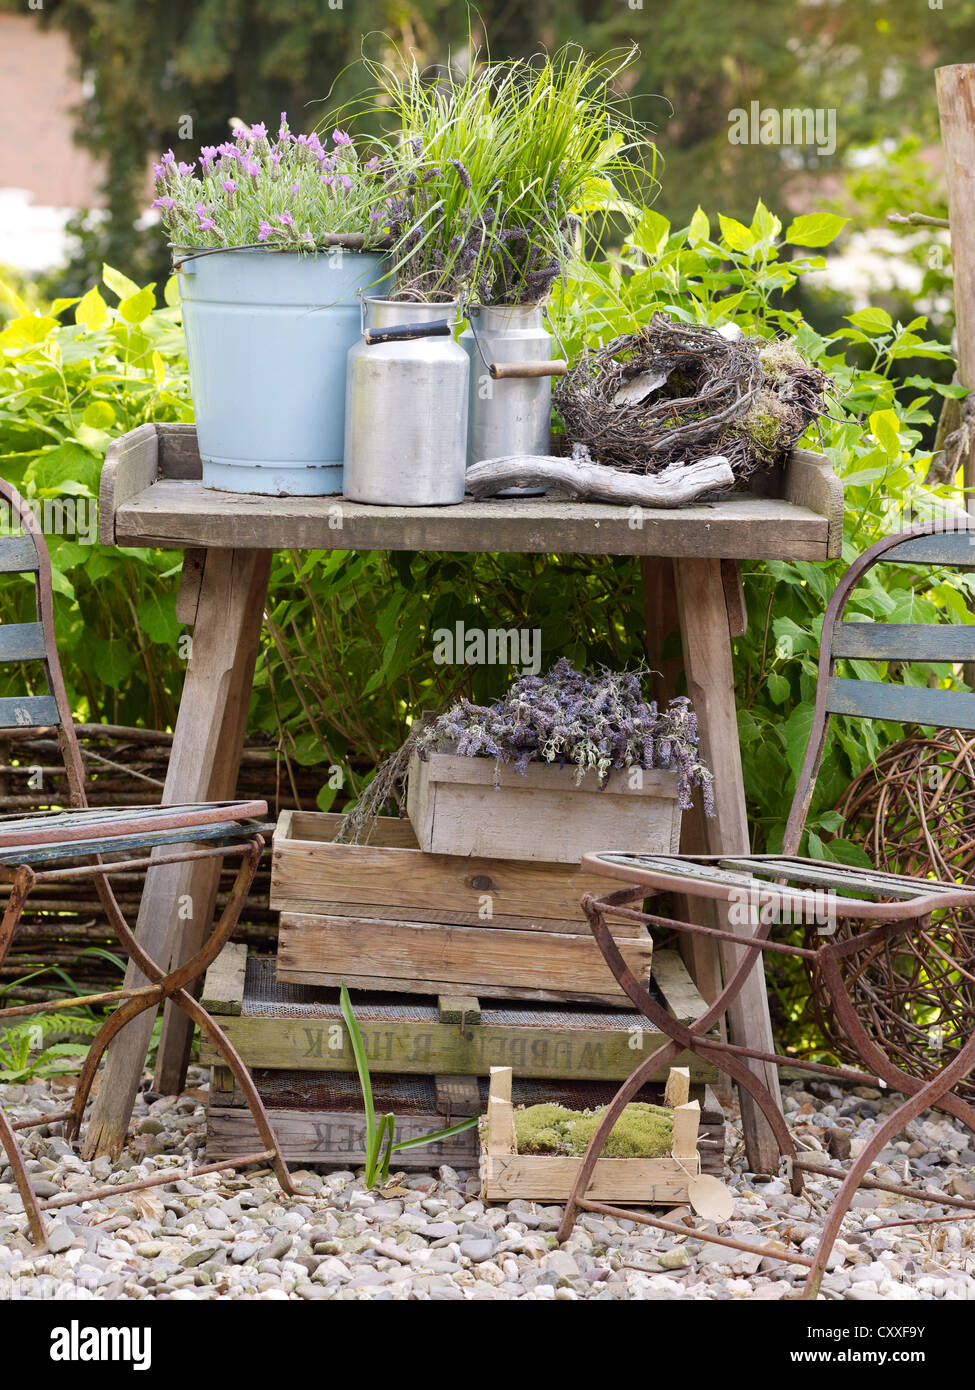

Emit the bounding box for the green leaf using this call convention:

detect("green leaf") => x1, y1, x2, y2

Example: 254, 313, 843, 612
778, 704, 816, 780
164, 274, 181, 308
687, 206, 710, 245
718, 215, 754, 252
119, 286, 156, 325
82, 400, 116, 430
102, 264, 140, 300
869, 408, 902, 457
29, 441, 100, 494
391, 1115, 480, 1151
75, 286, 109, 331
767, 672, 791, 705
631, 208, 671, 257
819, 838, 873, 869
340, 985, 380, 1185
136, 592, 180, 647
847, 307, 893, 336
785, 213, 848, 247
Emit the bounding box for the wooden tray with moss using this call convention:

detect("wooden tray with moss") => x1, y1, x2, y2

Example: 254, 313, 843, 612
480, 1064, 703, 1205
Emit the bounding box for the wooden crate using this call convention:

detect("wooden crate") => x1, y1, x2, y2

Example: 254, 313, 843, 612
480, 1066, 702, 1205
271, 810, 653, 1005
199, 946, 717, 1083
277, 912, 651, 1005
203, 946, 725, 1172
206, 1067, 725, 1175
406, 749, 682, 864
270, 809, 645, 931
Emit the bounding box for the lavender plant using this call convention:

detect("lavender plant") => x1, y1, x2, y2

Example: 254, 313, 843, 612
149, 114, 391, 252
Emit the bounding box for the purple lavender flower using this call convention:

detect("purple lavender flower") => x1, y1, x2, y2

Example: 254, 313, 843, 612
161, 150, 176, 165
258, 220, 273, 241
250, 122, 268, 139
277, 210, 294, 227
279, 112, 290, 138
200, 145, 218, 166
152, 195, 176, 210
332, 128, 352, 146
243, 160, 260, 179
339, 174, 353, 191
222, 178, 237, 194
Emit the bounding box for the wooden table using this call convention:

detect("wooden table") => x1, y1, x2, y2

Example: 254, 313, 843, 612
87, 421, 843, 1172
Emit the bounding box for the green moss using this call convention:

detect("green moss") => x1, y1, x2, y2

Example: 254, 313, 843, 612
758, 340, 808, 382
513, 1100, 674, 1158
727, 387, 797, 461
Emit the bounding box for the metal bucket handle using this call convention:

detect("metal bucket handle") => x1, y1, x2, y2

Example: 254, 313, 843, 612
467, 302, 569, 380
488, 359, 568, 380
363, 319, 452, 345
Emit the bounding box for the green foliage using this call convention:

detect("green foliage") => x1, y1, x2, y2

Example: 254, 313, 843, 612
0, 265, 192, 728
339, 985, 478, 1187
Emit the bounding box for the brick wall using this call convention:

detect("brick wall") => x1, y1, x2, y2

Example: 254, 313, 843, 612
0, 11, 102, 207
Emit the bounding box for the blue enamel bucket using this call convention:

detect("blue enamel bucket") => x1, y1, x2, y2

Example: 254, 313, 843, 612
177, 247, 386, 495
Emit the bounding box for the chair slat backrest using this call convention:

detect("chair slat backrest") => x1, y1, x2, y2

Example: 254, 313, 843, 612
784, 520, 975, 855
0, 480, 87, 805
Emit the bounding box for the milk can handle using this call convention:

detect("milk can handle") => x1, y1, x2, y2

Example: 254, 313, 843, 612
363, 320, 452, 345
488, 359, 569, 380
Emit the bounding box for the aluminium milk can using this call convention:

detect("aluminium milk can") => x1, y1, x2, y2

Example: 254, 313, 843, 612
460, 303, 568, 494
343, 298, 469, 506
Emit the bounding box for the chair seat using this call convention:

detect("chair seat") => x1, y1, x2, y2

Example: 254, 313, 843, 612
580, 850, 975, 922
0, 800, 268, 866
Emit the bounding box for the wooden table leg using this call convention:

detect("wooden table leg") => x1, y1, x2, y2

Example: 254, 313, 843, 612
673, 555, 782, 1174
82, 548, 272, 1160
641, 558, 724, 1011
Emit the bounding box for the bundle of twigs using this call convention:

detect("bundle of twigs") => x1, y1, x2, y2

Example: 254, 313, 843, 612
554, 312, 828, 490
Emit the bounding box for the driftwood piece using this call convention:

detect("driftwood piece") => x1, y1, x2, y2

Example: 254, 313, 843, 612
466, 455, 734, 508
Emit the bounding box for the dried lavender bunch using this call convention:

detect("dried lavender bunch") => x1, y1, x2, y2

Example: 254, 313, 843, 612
335, 659, 712, 845
414, 657, 713, 813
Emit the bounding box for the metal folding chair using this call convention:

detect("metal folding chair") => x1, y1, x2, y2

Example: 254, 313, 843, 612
556, 520, 975, 1298
0, 478, 299, 1251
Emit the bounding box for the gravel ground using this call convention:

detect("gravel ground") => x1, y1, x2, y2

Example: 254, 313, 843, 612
1, 1072, 974, 1300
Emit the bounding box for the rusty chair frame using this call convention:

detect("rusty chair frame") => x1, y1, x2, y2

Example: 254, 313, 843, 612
0, 478, 300, 1251
557, 520, 975, 1298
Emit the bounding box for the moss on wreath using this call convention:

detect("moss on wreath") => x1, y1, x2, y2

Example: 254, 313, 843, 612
513, 1101, 674, 1158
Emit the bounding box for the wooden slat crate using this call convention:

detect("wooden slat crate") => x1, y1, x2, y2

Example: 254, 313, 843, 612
271, 810, 653, 1005
203, 946, 725, 1173
206, 1068, 725, 1175
406, 749, 681, 864
481, 1065, 703, 1205
199, 947, 716, 1082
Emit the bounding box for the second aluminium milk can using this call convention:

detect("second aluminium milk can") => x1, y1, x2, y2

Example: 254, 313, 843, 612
343, 297, 469, 506
460, 304, 568, 491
